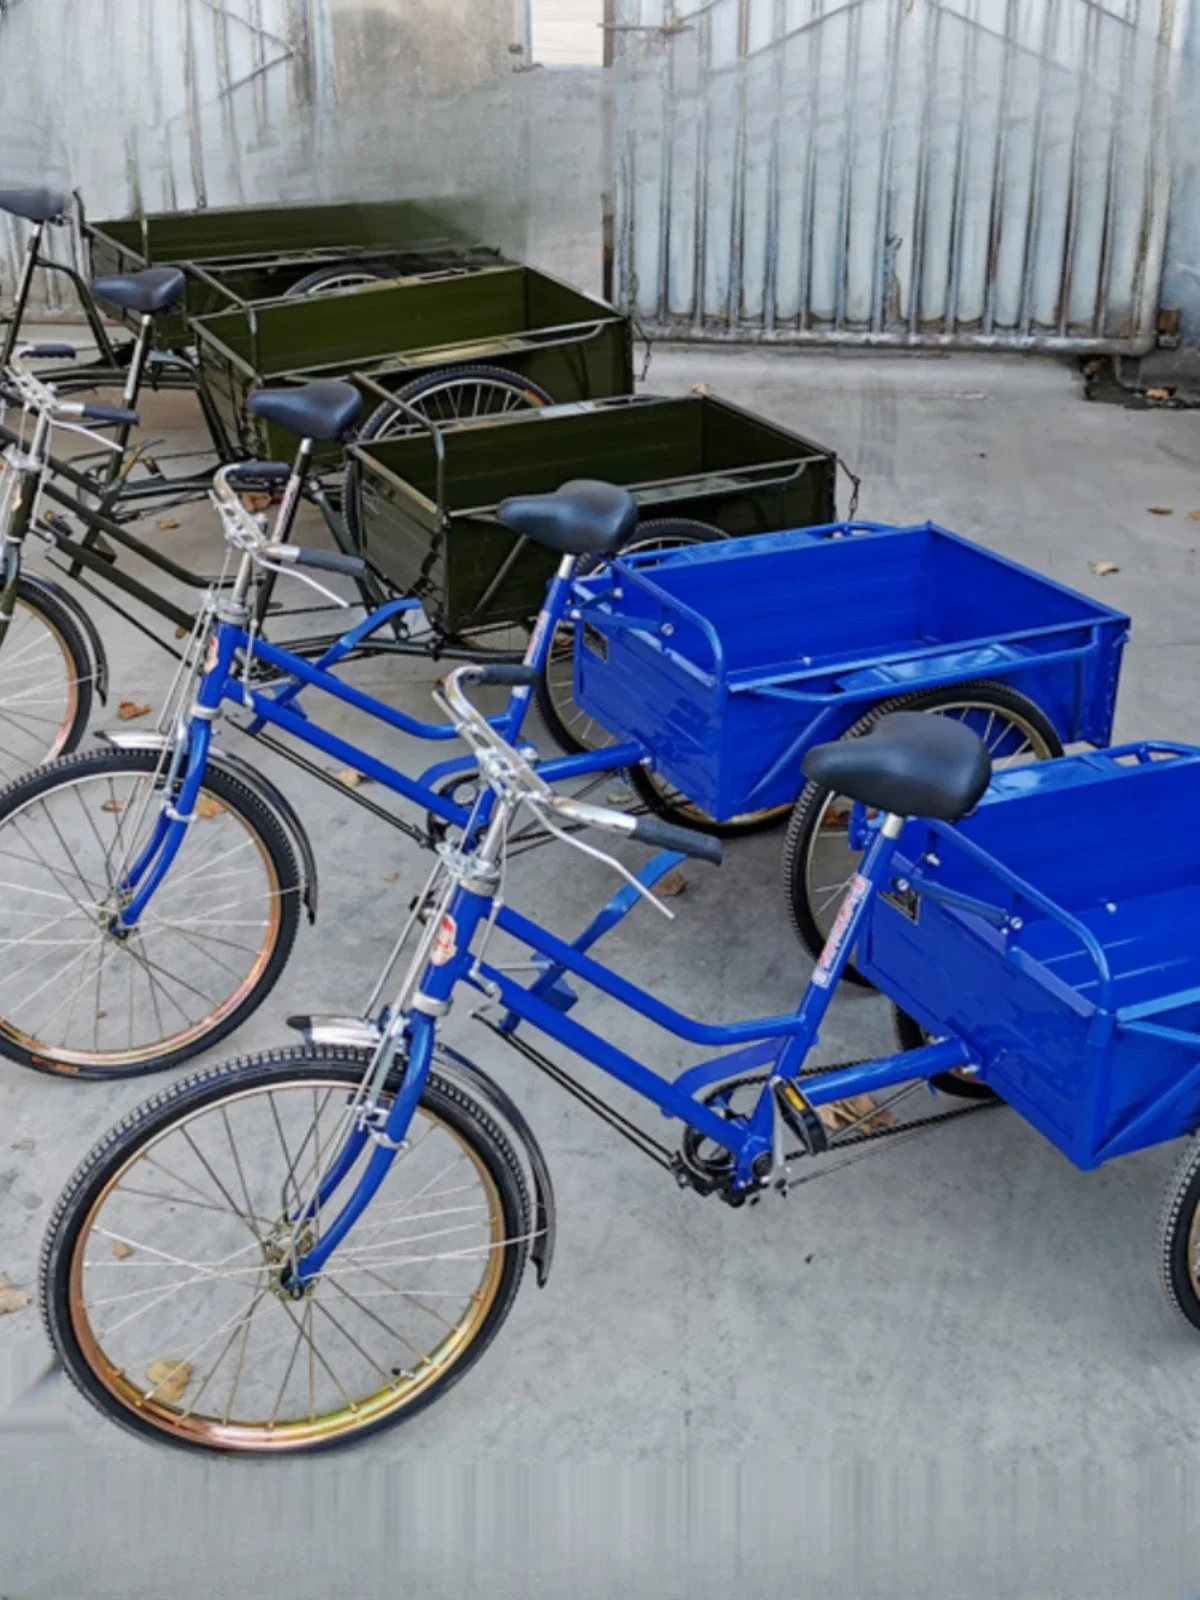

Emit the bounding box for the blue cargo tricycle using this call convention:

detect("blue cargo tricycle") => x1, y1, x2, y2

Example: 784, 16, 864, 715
37, 484, 1179, 1459
568, 520, 1128, 971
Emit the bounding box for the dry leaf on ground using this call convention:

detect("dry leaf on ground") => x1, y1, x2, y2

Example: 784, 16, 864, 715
1089, 560, 1120, 576
156, 517, 181, 530
101, 798, 125, 813
1145, 387, 1172, 402
336, 767, 366, 789
606, 789, 631, 806
658, 870, 688, 897
111, 1239, 135, 1261
690, 381, 713, 396
1148, 506, 1174, 516
118, 701, 151, 721
385, 871, 401, 884
145, 1359, 193, 1403
0, 1274, 32, 1315
241, 492, 273, 514
174, 626, 188, 640
817, 1094, 896, 1134
194, 794, 225, 820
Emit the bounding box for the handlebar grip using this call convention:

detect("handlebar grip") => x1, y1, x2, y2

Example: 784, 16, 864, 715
226, 461, 293, 487
21, 344, 76, 360
630, 815, 723, 866
286, 546, 368, 578
81, 402, 139, 426
476, 665, 539, 687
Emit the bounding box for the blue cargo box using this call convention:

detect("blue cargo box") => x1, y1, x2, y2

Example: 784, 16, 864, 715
572, 522, 1129, 820
860, 743, 1200, 1170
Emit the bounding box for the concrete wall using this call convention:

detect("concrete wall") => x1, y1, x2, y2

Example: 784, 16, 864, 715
0, 0, 536, 305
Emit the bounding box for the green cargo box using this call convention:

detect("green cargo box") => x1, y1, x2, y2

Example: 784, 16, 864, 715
350, 394, 838, 634
192, 266, 634, 461
86, 198, 505, 350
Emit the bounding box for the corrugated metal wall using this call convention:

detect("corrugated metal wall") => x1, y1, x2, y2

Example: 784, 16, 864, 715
611, 0, 1188, 350
0, 0, 530, 309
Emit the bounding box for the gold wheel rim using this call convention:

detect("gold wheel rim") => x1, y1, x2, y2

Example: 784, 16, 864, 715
68, 1078, 507, 1451
0, 772, 284, 1069
0, 596, 81, 778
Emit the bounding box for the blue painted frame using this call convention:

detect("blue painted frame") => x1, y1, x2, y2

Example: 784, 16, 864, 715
112, 567, 645, 929
291, 806, 974, 1283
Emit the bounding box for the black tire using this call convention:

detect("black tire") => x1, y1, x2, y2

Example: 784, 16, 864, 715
42, 1047, 531, 1455
287, 263, 399, 297
893, 1005, 1000, 1102
782, 680, 1063, 986
1159, 1130, 1200, 1334
342, 364, 555, 547
0, 747, 303, 1078
0, 574, 95, 785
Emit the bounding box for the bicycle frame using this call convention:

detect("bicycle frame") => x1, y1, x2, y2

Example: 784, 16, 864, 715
284, 797, 977, 1288
109, 562, 645, 930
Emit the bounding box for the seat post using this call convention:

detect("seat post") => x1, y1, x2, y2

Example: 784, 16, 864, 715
270, 436, 315, 547
1, 222, 45, 367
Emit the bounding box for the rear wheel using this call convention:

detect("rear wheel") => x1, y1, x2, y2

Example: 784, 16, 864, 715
41, 1049, 531, 1455
0, 575, 94, 785
537, 519, 793, 840
782, 680, 1062, 984
342, 364, 555, 549
893, 1005, 1000, 1102
0, 747, 302, 1078
288, 264, 399, 297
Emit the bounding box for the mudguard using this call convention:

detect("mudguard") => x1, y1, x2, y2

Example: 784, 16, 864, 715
95, 730, 319, 922
22, 572, 109, 704
434, 1042, 557, 1287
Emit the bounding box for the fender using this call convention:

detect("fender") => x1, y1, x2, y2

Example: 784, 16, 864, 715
21, 572, 109, 704
96, 730, 319, 923
433, 1042, 556, 1286
284, 1020, 558, 1286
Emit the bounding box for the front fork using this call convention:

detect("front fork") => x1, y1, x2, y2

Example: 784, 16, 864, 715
0, 456, 44, 645
288, 855, 497, 1290
112, 620, 234, 927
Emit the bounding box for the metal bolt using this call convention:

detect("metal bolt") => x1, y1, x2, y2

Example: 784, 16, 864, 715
1105, 901, 1118, 913
895, 878, 909, 893
1009, 916, 1023, 931
925, 852, 940, 867
662, 622, 675, 636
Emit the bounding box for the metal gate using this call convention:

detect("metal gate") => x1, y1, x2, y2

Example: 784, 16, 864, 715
610, 0, 1188, 350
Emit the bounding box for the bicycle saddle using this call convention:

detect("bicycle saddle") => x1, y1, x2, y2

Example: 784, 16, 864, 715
0, 187, 68, 224
248, 381, 364, 442
803, 712, 992, 821
92, 267, 187, 316
496, 479, 638, 557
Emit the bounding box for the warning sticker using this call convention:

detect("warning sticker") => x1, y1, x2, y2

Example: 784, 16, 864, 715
811, 873, 871, 988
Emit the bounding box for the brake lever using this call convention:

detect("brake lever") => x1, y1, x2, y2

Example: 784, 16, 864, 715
526, 799, 676, 921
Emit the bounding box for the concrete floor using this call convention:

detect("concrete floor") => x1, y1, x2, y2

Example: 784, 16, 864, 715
3, 343, 1200, 1595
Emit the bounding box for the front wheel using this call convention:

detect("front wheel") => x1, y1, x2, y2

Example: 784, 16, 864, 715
42, 1048, 532, 1455
782, 680, 1063, 985
0, 574, 96, 785
0, 747, 303, 1078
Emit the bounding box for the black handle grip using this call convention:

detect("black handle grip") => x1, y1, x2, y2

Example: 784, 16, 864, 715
22, 343, 76, 360
630, 815, 723, 866
476, 665, 539, 687
288, 546, 368, 578
81, 402, 139, 426
226, 460, 293, 487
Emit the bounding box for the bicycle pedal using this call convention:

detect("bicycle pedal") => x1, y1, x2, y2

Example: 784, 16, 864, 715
774, 1080, 829, 1155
